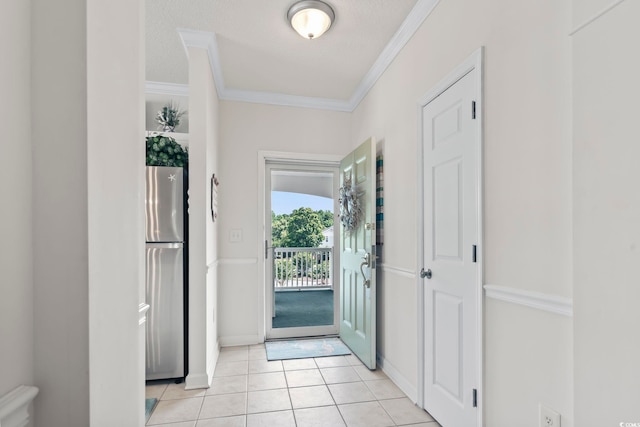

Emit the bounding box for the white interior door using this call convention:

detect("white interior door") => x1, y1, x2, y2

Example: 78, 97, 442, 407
339, 138, 377, 369
421, 69, 480, 426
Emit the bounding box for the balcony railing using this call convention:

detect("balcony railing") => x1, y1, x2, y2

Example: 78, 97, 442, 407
273, 247, 333, 290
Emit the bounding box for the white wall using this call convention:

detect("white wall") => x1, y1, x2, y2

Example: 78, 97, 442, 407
218, 102, 351, 344
31, 0, 146, 425
87, 0, 146, 425
572, 0, 640, 424
203, 56, 220, 381
32, 0, 90, 424
0, 1, 34, 421
186, 47, 221, 388
351, 0, 573, 425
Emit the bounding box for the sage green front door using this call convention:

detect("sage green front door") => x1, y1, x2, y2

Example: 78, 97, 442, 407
339, 137, 377, 369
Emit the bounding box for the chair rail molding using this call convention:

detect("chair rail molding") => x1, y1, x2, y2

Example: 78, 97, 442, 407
484, 284, 573, 317
0, 385, 39, 427
218, 258, 258, 265
380, 263, 415, 279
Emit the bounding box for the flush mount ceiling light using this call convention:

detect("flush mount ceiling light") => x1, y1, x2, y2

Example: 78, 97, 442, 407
287, 0, 335, 40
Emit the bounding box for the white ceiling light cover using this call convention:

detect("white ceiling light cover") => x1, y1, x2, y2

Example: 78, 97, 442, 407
288, 0, 335, 39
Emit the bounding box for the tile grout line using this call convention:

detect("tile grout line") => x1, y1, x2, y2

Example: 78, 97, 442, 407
244, 372, 249, 424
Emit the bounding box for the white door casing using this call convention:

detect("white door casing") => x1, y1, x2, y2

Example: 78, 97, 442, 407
339, 138, 377, 369
418, 49, 483, 427
263, 159, 340, 340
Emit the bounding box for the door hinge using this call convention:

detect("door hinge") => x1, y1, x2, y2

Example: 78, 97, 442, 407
473, 389, 478, 407
472, 245, 477, 263
472, 101, 477, 119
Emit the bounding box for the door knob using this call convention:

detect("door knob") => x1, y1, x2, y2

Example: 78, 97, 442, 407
420, 268, 432, 279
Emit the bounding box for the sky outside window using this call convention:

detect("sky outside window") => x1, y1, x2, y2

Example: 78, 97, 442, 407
271, 191, 332, 215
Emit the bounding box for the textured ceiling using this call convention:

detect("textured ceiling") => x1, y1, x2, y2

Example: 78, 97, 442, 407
146, 0, 419, 101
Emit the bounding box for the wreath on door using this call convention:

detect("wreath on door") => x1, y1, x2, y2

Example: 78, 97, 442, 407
339, 175, 361, 232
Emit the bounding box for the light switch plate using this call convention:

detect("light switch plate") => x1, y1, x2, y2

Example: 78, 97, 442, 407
229, 229, 242, 242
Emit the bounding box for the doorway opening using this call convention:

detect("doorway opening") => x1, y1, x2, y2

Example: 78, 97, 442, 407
265, 163, 340, 340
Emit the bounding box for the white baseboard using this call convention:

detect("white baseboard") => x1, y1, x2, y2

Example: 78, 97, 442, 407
206, 342, 220, 383
186, 342, 220, 390
376, 353, 417, 403
219, 334, 263, 347
0, 385, 39, 427
185, 372, 210, 390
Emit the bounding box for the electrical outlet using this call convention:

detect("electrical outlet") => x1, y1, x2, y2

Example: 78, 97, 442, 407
539, 404, 561, 427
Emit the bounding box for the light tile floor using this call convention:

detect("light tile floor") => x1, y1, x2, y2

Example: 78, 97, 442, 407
146, 344, 441, 427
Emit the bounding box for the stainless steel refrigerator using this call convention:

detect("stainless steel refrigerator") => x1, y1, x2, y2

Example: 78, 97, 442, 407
145, 166, 187, 381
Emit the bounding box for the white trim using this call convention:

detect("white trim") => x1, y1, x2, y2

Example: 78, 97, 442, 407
0, 385, 39, 427
416, 48, 484, 425
177, 28, 227, 95
178, 27, 216, 50
258, 151, 342, 342
380, 264, 415, 279
219, 334, 263, 347
206, 344, 220, 388
138, 303, 150, 326
145, 81, 189, 97
207, 259, 219, 271
262, 151, 344, 166
217, 258, 258, 265
267, 324, 340, 340
484, 284, 573, 317
163, 0, 441, 112
184, 373, 211, 390
376, 353, 418, 403
222, 88, 353, 112
570, 0, 626, 36
349, 0, 440, 110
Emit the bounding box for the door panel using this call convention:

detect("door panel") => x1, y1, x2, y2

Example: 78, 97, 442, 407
433, 291, 463, 401
339, 138, 377, 369
434, 158, 463, 261
422, 69, 479, 426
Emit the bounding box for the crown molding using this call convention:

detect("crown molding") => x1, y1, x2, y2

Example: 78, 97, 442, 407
349, 0, 440, 109
178, 27, 216, 50
177, 28, 227, 92
222, 88, 353, 112
152, 0, 441, 112
570, 0, 626, 36
145, 81, 189, 97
